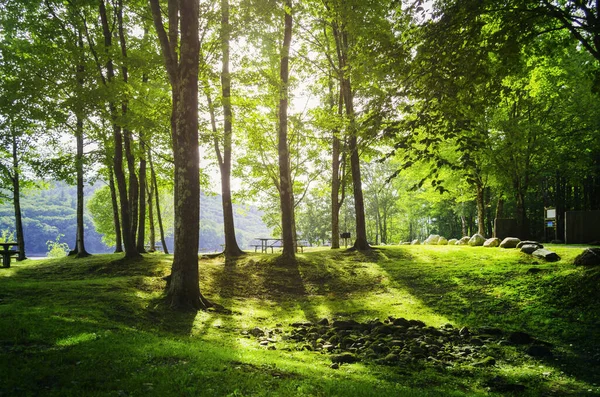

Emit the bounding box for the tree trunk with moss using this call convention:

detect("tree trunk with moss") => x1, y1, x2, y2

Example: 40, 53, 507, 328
150, 0, 210, 309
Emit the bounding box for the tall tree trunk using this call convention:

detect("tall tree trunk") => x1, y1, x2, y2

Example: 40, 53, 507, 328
213, 0, 243, 257
331, 83, 344, 249
117, 0, 139, 246
515, 189, 528, 239
347, 121, 369, 249
124, 128, 139, 245
11, 134, 26, 261
73, 33, 90, 258
493, 194, 504, 238
476, 182, 485, 236
333, 23, 369, 250
146, 153, 156, 252
99, 0, 138, 258
74, 114, 90, 257
277, 0, 295, 261
109, 167, 123, 252
136, 144, 147, 253
150, 0, 209, 309
149, 152, 168, 254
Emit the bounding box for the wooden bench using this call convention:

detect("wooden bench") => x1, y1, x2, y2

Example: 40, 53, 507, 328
0, 243, 19, 267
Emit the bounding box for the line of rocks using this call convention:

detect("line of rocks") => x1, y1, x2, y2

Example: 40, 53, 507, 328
401, 234, 562, 262
243, 317, 553, 371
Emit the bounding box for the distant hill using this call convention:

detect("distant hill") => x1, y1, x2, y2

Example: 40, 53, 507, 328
0, 182, 272, 256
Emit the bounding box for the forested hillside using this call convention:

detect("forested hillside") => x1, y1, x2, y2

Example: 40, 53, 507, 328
0, 183, 271, 255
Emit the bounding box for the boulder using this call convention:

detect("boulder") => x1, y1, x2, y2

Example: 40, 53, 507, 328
517, 241, 543, 249
573, 248, 600, 266
424, 234, 441, 245
448, 239, 458, 245
331, 353, 360, 364
526, 345, 553, 358
500, 237, 521, 248
438, 237, 448, 245
483, 238, 500, 247
456, 236, 470, 245
520, 244, 540, 255
532, 249, 561, 262
411, 239, 421, 245
468, 234, 486, 246
508, 331, 532, 345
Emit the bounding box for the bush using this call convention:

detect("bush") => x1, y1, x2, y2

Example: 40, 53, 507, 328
46, 234, 70, 258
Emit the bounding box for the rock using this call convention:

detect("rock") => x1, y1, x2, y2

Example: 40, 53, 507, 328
483, 238, 500, 247
500, 237, 521, 248
448, 239, 458, 245
532, 249, 561, 262
392, 317, 411, 327
517, 241, 543, 249
331, 353, 360, 364
322, 344, 335, 351
424, 234, 441, 245
317, 318, 329, 326
249, 327, 265, 337
408, 319, 426, 328
383, 353, 399, 363
520, 244, 540, 255
457, 236, 470, 245
574, 248, 600, 266
437, 237, 448, 245
459, 327, 470, 337
330, 363, 339, 369
508, 331, 532, 345
332, 320, 360, 330
473, 356, 496, 367
291, 321, 313, 327
527, 268, 543, 274
527, 345, 553, 358
468, 234, 486, 246
411, 239, 421, 245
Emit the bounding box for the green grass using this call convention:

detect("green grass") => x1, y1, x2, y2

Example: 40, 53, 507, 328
1, 245, 599, 396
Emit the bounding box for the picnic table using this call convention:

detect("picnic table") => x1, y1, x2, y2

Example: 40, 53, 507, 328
250, 238, 282, 253
250, 238, 309, 253
0, 242, 19, 268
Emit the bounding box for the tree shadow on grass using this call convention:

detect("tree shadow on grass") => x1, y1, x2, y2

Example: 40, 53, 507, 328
207, 254, 320, 323
1, 253, 172, 281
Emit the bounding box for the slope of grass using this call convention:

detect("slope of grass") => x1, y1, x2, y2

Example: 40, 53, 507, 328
0, 245, 599, 396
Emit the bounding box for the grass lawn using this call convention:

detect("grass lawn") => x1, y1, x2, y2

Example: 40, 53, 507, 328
1, 244, 599, 396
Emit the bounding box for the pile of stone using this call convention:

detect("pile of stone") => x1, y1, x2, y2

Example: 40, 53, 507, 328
245, 318, 553, 373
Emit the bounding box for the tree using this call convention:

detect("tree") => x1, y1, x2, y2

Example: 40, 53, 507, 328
149, 0, 210, 309
201, 0, 244, 257
277, 0, 296, 260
